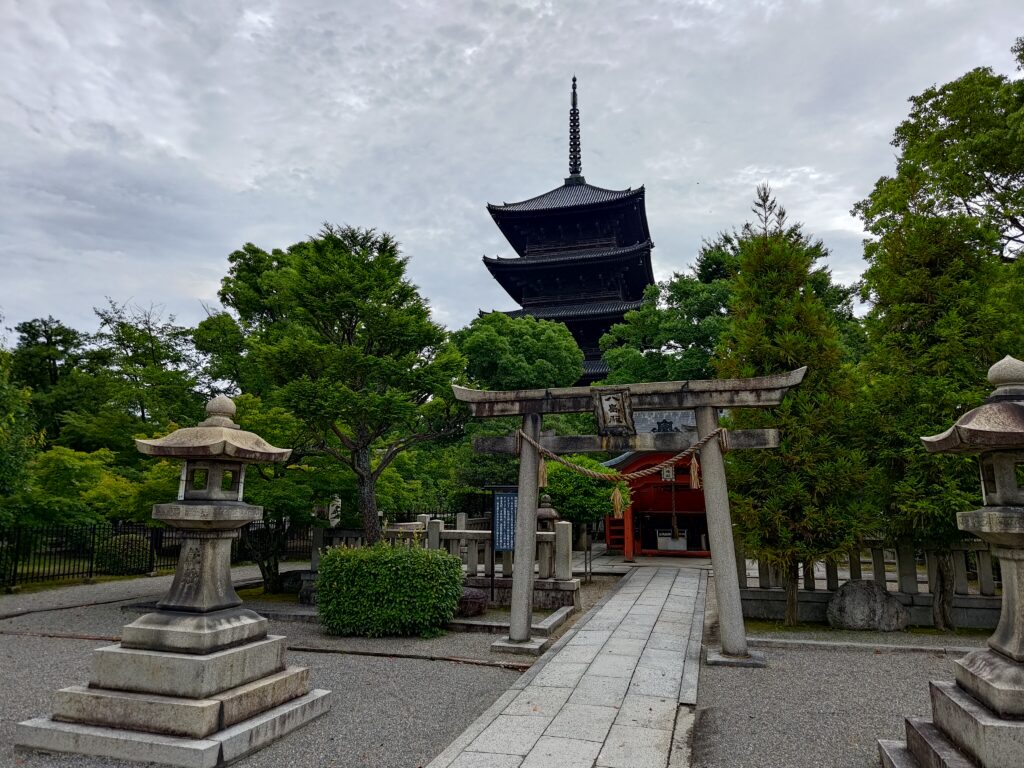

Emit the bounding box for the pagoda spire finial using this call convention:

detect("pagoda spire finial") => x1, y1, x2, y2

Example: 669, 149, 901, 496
569, 75, 582, 178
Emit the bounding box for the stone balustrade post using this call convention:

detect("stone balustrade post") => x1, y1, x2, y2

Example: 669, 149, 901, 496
427, 519, 442, 550
554, 521, 572, 581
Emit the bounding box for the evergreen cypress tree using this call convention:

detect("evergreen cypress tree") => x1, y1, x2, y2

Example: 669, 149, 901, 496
715, 186, 874, 625
853, 209, 1024, 628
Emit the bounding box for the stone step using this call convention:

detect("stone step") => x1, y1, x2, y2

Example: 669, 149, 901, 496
15, 689, 331, 768
931, 680, 1024, 768
879, 739, 922, 768
51, 665, 312, 739
91, 635, 286, 699
52, 685, 221, 739
904, 717, 977, 768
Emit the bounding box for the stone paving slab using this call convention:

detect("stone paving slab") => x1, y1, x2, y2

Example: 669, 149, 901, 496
428, 567, 706, 768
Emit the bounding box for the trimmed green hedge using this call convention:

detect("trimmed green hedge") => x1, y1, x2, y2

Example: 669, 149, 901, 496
317, 543, 463, 637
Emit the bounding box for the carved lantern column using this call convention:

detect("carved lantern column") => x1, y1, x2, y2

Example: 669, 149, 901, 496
879, 356, 1024, 768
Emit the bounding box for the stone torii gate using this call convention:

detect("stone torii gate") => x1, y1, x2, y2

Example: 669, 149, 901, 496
453, 367, 806, 662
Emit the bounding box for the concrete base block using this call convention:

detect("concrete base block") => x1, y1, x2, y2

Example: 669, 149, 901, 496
490, 636, 551, 656
931, 680, 1024, 768
213, 666, 310, 728
705, 648, 767, 668
121, 608, 268, 655
878, 739, 919, 768
52, 685, 221, 739
213, 688, 331, 763
15, 717, 222, 768
91, 636, 286, 699
955, 648, 1024, 718
905, 717, 976, 768
17, 689, 331, 767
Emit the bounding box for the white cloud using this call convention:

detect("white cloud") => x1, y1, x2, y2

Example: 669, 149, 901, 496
0, 0, 1020, 337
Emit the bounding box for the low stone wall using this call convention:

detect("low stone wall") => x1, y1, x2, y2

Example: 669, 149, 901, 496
740, 587, 1001, 629
465, 576, 580, 611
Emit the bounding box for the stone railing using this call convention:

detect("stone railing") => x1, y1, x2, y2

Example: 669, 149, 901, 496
738, 539, 1002, 628
309, 514, 577, 609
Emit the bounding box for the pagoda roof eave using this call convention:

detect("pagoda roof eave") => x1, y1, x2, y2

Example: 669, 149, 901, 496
483, 240, 653, 270
507, 298, 646, 322
487, 183, 644, 215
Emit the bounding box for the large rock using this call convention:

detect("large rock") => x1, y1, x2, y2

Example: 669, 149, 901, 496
457, 587, 488, 617
827, 579, 908, 631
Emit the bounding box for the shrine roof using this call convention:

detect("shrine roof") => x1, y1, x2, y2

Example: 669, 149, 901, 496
487, 180, 644, 214
507, 298, 645, 321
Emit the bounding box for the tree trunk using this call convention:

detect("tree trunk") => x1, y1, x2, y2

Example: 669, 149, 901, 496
355, 448, 382, 544
932, 550, 956, 631
784, 560, 800, 626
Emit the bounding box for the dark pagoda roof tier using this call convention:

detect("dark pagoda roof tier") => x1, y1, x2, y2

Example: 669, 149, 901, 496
483, 240, 654, 305
506, 298, 645, 321
487, 180, 651, 258
488, 180, 643, 213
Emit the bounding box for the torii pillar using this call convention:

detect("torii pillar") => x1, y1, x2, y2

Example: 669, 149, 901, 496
453, 367, 806, 662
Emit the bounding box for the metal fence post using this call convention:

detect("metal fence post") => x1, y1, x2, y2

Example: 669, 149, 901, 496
10, 525, 22, 588
87, 524, 96, 581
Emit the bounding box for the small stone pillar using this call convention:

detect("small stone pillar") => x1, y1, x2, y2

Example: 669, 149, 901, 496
17, 395, 331, 766
878, 357, 1024, 768
536, 495, 558, 579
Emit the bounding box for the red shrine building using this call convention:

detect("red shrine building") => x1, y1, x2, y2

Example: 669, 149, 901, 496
480, 79, 709, 558
604, 411, 711, 560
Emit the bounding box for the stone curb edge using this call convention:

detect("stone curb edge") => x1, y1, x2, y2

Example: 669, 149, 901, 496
746, 636, 980, 656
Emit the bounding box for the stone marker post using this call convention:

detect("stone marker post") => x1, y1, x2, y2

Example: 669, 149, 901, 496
696, 406, 750, 660
17, 395, 331, 767
878, 356, 1024, 768
509, 412, 541, 642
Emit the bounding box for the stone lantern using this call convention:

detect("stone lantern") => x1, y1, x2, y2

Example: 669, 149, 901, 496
879, 356, 1024, 768
536, 494, 560, 532
17, 395, 331, 767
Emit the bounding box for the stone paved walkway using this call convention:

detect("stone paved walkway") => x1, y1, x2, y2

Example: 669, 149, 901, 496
428, 566, 707, 768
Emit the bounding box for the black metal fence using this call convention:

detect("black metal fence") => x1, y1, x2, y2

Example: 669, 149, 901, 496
0, 522, 313, 589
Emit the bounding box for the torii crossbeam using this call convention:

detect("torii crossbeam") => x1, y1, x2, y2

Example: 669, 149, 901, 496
452, 367, 806, 662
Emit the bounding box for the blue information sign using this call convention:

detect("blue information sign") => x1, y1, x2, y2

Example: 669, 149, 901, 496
493, 491, 518, 552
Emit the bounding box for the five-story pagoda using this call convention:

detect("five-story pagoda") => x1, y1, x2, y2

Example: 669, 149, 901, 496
483, 77, 655, 384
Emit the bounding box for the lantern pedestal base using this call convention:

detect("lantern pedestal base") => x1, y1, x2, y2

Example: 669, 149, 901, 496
122, 607, 268, 655
16, 688, 331, 768
15, 631, 330, 766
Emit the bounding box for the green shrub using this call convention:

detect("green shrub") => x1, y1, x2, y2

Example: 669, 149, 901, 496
94, 534, 152, 575
317, 543, 463, 637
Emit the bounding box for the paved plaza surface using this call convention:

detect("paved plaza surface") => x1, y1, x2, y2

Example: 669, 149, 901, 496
2, 558, 994, 768
428, 567, 705, 768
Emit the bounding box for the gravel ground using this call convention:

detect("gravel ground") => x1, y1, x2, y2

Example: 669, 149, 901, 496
2, 633, 518, 768
694, 575, 982, 768
693, 644, 953, 768
0, 564, 307, 618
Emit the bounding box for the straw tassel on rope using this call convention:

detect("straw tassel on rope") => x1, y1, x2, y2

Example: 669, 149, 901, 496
689, 456, 701, 490
611, 485, 624, 518
537, 457, 548, 488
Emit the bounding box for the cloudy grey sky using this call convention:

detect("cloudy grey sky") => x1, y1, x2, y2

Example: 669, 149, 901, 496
1, 0, 1020, 337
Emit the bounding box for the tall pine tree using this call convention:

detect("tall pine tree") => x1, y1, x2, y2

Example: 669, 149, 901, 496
715, 186, 874, 625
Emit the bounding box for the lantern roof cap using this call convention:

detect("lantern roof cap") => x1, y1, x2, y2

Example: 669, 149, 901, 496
135, 395, 292, 463
922, 356, 1024, 454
